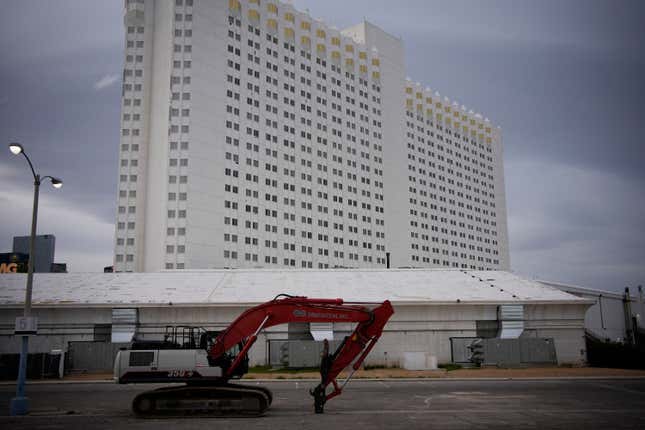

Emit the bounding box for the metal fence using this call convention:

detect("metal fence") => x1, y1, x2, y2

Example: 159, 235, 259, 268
66, 341, 129, 373
0, 352, 64, 380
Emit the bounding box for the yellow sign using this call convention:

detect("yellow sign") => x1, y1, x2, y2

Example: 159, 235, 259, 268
0, 263, 18, 273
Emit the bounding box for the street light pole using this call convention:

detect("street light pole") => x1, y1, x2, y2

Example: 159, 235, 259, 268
25, 174, 40, 316
8, 143, 62, 416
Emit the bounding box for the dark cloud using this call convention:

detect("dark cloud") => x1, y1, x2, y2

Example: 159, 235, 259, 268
1, 0, 644, 292
506, 159, 645, 290
0, 0, 122, 269
0, 1, 122, 225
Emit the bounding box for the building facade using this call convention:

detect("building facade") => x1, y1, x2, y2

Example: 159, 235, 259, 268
0, 270, 592, 367
12, 234, 57, 273
114, 0, 509, 272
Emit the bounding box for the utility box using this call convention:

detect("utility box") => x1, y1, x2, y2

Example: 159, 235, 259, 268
451, 337, 557, 367
285, 340, 343, 368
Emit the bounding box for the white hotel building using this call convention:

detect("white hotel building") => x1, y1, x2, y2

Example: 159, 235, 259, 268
114, 0, 510, 272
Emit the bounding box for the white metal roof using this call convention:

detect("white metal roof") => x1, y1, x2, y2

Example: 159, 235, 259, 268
0, 269, 590, 307
537, 279, 627, 300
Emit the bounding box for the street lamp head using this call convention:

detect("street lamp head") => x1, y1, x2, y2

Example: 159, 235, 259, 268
9, 143, 23, 155
50, 178, 63, 189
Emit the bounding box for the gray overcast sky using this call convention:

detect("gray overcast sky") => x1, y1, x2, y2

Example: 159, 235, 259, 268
1, 0, 643, 293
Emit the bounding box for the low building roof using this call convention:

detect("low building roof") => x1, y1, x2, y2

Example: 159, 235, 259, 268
0, 269, 591, 308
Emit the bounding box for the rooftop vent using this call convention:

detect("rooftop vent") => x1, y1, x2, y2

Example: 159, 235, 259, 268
497, 305, 524, 339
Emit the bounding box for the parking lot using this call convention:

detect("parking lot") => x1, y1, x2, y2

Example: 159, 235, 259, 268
2, 378, 645, 429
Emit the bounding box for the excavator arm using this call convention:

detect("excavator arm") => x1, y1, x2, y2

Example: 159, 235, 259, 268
208, 294, 394, 413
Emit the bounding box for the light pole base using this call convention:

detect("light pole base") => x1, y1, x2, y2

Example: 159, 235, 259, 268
10, 396, 29, 416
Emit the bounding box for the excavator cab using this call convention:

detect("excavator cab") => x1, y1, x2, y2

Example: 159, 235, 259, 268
197, 330, 248, 379
130, 325, 205, 350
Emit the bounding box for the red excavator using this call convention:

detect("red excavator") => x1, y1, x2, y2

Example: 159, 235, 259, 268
114, 294, 394, 416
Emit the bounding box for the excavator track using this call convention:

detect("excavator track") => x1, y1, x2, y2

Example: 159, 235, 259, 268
132, 383, 272, 417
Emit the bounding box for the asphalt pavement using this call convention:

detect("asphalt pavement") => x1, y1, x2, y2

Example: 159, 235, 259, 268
1, 378, 645, 429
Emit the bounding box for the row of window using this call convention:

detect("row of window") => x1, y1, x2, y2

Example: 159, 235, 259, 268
163, 13, 195, 267
226, 16, 383, 83
404, 106, 503, 257
222, 250, 380, 265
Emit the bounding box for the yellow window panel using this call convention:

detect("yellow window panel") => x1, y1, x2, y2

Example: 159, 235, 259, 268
359, 51, 367, 60
436, 113, 443, 121
445, 106, 451, 113
485, 127, 491, 134
446, 118, 452, 125
284, 27, 294, 39
228, 0, 240, 11
331, 37, 340, 46
469, 119, 475, 125
359, 64, 367, 73
462, 125, 468, 133
267, 3, 277, 14
372, 71, 380, 80
471, 130, 477, 136
426, 97, 432, 104
371, 58, 380, 66
478, 133, 484, 140
316, 43, 326, 53
416, 92, 422, 99
284, 12, 294, 22
300, 21, 311, 31
417, 104, 423, 111
486, 137, 492, 144
266, 19, 277, 30
435, 102, 442, 109
454, 121, 460, 128
345, 44, 354, 53
405, 87, 412, 94
248, 9, 260, 21
331, 51, 341, 60
345, 58, 354, 67
406, 99, 413, 107
301, 35, 310, 46
426, 108, 433, 116
249, 0, 259, 4
316, 29, 326, 38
